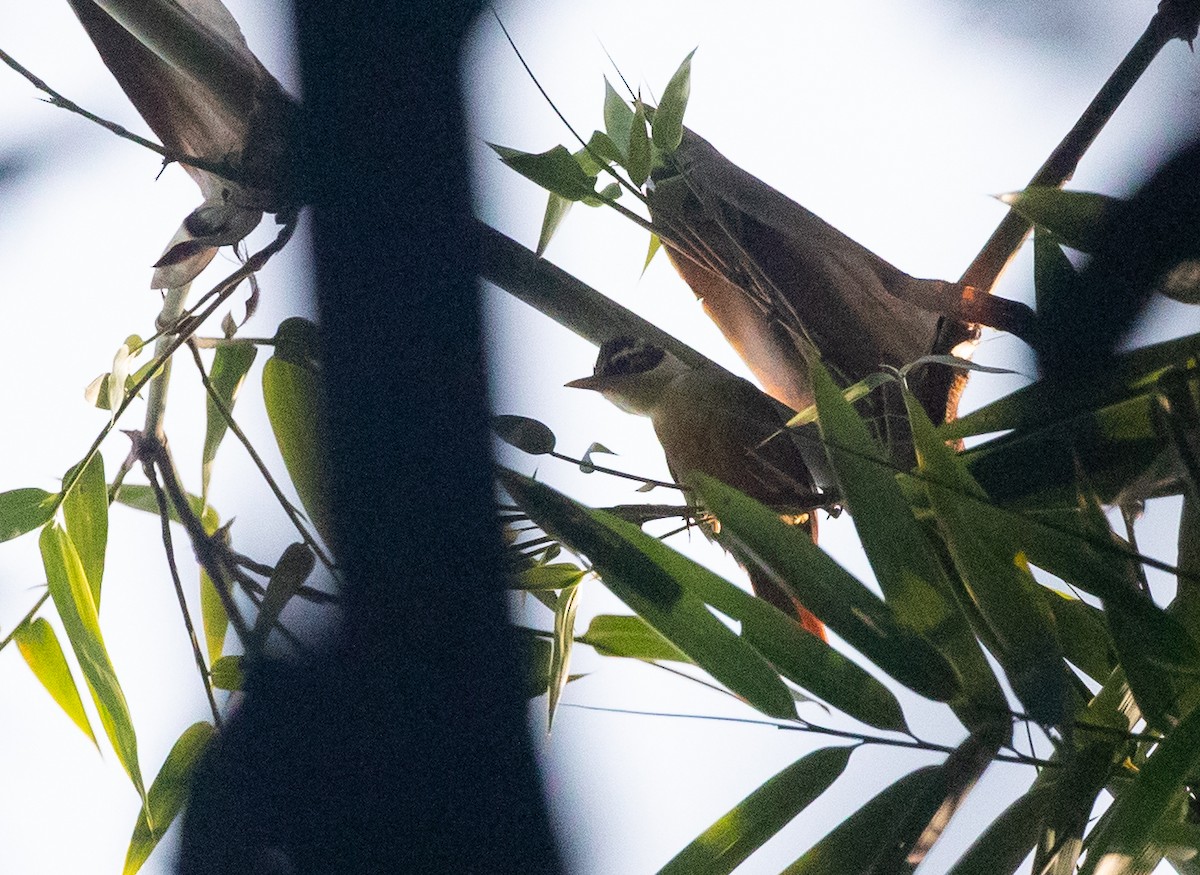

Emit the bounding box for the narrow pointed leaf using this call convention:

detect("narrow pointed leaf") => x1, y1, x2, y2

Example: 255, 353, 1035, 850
579, 614, 690, 663
0, 488, 57, 543
906, 393, 1069, 726
63, 453, 108, 605
1081, 699, 1200, 875
811, 359, 1008, 734
499, 470, 795, 720
946, 777, 1055, 875
548, 582, 580, 730
536, 192, 573, 256
785, 372, 897, 428
603, 77, 634, 159
499, 469, 906, 729
40, 524, 146, 806
658, 746, 852, 875
691, 472, 959, 702
651, 49, 696, 152
514, 563, 585, 591
263, 353, 330, 544
782, 767, 942, 874
123, 722, 215, 875
643, 232, 662, 275
201, 340, 257, 502
253, 543, 314, 645
14, 617, 97, 748
628, 101, 651, 187
1034, 227, 1080, 313
491, 143, 598, 202
999, 187, 1119, 253
200, 569, 228, 666
1040, 589, 1117, 684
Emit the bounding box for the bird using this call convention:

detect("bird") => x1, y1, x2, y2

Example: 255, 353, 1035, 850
642, 128, 1033, 467
567, 335, 827, 639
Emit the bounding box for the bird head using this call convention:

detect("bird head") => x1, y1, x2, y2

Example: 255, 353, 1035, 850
565, 336, 689, 416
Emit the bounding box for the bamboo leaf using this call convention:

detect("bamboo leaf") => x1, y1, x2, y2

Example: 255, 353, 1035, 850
658, 746, 852, 875
628, 100, 651, 187
999, 187, 1120, 253
201, 340, 258, 503
906, 392, 1069, 726
946, 778, 1054, 874
492, 415, 557, 455
499, 469, 907, 730
14, 617, 97, 748
209, 655, 243, 691
536, 192, 573, 256
0, 488, 57, 543
253, 543, 314, 646
579, 614, 690, 663
782, 767, 942, 874
1081, 699, 1200, 875
651, 49, 696, 153
1034, 227, 1080, 313
547, 581, 580, 731
63, 453, 108, 606
123, 722, 215, 875
499, 469, 795, 720
491, 143, 598, 202
263, 352, 330, 544
691, 472, 960, 703
40, 524, 147, 808
514, 563, 585, 591
784, 372, 896, 429
603, 77, 634, 158
810, 359, 1008, 735
642, 232, 662, 275
1040, 589, 1117, 684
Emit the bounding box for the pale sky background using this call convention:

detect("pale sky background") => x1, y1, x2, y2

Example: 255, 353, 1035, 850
0, 2, 1197, 874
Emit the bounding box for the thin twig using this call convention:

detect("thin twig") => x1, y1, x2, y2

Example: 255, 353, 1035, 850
548, 450, 679, 491
143, 454, 222, 727
0, 46, 244, 183
186, 339, 336, 574
560, 703, 1056, 768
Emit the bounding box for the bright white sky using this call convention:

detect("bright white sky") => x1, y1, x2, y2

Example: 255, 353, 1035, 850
0, 2, 1197, 874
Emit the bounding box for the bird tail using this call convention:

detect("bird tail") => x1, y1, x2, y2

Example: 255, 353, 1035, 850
747, 564, 827, 641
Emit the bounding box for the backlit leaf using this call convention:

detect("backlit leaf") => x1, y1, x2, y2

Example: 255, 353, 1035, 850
201, 340, 257, 503
659, 746, 852, 875
263, 352, 330, 544
652, 49, 696, 153
63, 453, 108, 605
579, 614, 690, 663
0, 488, 57, 543
493, 415, 557, 455
491, 143, 598, 202
14, 617, 97, 748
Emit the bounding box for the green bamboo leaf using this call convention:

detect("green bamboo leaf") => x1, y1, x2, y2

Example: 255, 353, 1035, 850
603, 77, 634, 159
811, 359, 1008, 735
536, 192, 573, 256
628, 100, 651, 187
263, 352, 330, 544
946, 778, 1054, 874
514, 563, 585, 591
579, 614, 690, 663
642, 233, 662, 276
580, 130, 625, 171
209, 655, 243, 691
1040, 589, 1116, 684
0, 488, 57, 543
1080, 699, 1200, 875
123, 721, 215, 875
500, 469, 906, 729
784, 372, 896, 428
1034, 227, 1080, 313
782, 767, 942, 874
906, 392, 1069, 726
651, 48, 696, 153
200, 570, 228, 667
499, 469, 795, 720
547, 581, 580, 731
14, 617, 97, 748
490, 143, 598, 202
999, 187, 1120, 253
691, 472, 959, 703
201, 340, 257, 503
658, 746, 853, 875
113, 483, 216, 528
253, 543, 315, 646
63, 453, 108, 605
492, 415, 557, 455
40, 524, 147, 808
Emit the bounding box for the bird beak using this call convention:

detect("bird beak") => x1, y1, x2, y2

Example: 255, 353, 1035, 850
564, 375, 615, 391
